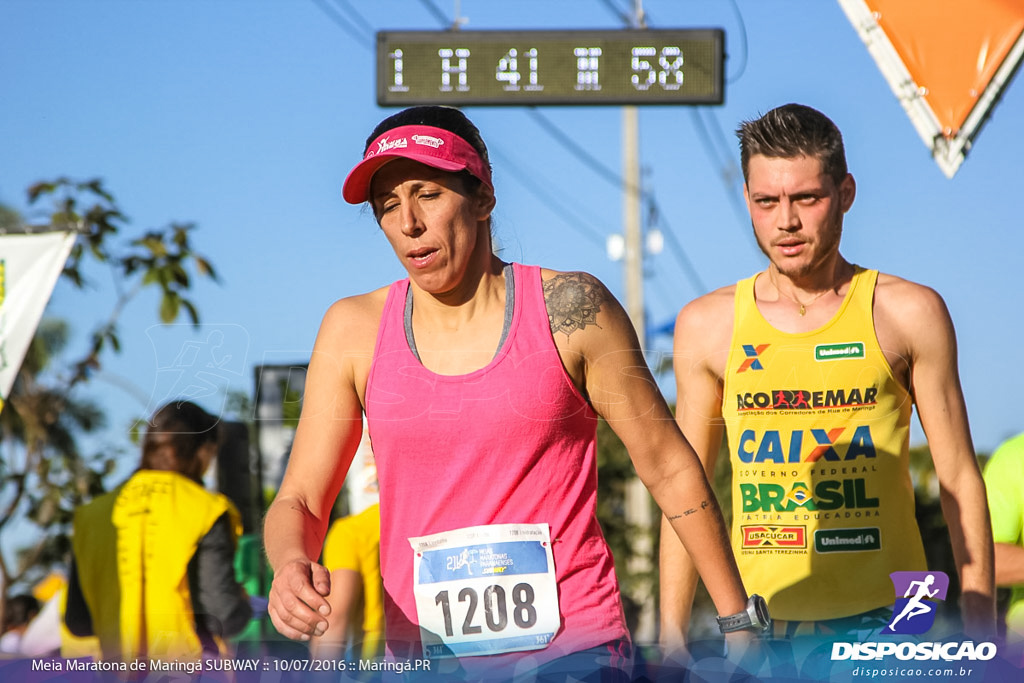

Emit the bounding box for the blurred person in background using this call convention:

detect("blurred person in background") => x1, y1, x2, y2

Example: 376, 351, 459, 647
984, 431, 1024, 649
65, 400, 252, 661
0, 593, 39, 654
310, 426, 383, 664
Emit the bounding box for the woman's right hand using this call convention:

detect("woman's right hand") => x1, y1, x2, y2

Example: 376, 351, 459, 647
267, 557, 333, 641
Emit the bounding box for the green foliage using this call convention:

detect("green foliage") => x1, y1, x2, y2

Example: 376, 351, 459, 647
0, 204, 23, 232
596, 418, 640, 578
0, 179, 217, 604
596, 418, 659, 633
22, 179, 217, 385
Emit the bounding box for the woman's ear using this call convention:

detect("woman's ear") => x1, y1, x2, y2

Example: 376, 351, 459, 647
476, 185, 496, 220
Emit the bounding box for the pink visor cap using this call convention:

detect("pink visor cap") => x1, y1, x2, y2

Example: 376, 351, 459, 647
342, 125, 493, 204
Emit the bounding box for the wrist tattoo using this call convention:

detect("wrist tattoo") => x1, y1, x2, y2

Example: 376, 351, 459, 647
667, 500, 710, 521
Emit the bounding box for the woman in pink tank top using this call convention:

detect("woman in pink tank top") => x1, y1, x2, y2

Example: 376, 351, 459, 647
264, 106, 761, 680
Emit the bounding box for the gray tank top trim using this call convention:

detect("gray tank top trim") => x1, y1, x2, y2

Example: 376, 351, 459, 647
404, 263, 515, 363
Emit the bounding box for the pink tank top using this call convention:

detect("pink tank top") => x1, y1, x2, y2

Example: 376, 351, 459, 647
365, 263, 628, 670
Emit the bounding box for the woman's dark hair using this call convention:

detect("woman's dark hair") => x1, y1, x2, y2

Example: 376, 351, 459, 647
138, 400, 219, 483
364, 106, 492, 195
2, 594, 40, 632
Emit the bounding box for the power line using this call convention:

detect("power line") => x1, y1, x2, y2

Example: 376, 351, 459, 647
688, 109, 750, 232
329, 0, 375, 35
525, 108, 636, 193
309, 0, 374, 50
417, 0, 451, 28
725, 0, 750, 83
596, 0, 633, 26
489, 146, 609, 249
646, 195, 708, 295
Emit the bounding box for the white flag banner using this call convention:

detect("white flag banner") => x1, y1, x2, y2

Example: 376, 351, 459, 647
0, 231, 76, 412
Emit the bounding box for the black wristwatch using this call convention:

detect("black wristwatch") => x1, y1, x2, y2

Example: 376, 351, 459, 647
716, 594, 772, 634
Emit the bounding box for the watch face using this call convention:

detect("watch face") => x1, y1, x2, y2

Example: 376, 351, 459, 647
754, 595, 771, 626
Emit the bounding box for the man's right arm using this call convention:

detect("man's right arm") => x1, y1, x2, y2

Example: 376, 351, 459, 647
659, 293, 732, 654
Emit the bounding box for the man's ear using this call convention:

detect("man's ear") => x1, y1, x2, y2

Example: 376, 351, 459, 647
839, 173, 856, 213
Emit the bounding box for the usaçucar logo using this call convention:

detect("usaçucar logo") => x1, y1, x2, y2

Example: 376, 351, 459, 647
741, 525, 807, 548
884, 571, 949, 634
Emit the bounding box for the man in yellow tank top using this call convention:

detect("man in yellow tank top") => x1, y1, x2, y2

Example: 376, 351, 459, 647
659, 104, 994, 652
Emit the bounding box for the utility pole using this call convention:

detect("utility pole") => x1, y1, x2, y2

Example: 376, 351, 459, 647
621, 0, 656, 646
622, 106, 644, 350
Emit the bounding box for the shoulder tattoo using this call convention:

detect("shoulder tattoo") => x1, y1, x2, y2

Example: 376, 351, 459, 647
543, 272, 606, 338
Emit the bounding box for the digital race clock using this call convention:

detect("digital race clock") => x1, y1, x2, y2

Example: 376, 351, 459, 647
376, 29, 725, 106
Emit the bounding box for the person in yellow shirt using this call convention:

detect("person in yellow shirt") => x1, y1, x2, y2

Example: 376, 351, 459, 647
983, 432, 1024, 644
310, 428, 383, 663
311, 503, 383, 662
65, 400, 252, 662
660, 104, 994, 653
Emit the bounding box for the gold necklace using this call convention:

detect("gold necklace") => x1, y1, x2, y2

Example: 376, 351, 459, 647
767, 268, 833, 316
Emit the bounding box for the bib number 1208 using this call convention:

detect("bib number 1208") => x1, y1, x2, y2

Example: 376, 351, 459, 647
435, 583, 537, 637
410, 523, 559, 657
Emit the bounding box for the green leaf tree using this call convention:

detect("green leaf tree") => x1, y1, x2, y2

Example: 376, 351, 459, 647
0, 178, 218, 625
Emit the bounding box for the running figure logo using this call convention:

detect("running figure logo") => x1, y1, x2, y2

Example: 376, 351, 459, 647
884, 571, 949, 634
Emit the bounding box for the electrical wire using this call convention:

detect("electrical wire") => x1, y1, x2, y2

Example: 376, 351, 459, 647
417, 0, 452, 28
725, 0, 750, 83
525, 108, 638, 194
596, 0, 633, 27
489, 146, 610, 249
328, 0, 375, 35
309, 0, 374, 50
646, 195, 708, 295
688, 109, 751, 232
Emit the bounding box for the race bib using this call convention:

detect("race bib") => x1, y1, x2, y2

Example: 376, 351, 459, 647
409, 523, 559, 658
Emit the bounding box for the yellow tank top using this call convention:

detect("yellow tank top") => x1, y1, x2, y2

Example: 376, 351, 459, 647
722, 267, 926, 621
72, 470, 241, 661
322, 503, 384, 660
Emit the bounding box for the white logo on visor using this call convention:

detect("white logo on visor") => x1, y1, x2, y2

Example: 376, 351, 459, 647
370, 136, 408, 157
411, 134, 445, 149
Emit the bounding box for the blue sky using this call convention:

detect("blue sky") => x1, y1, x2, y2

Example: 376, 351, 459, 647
2, 0, 1022, 462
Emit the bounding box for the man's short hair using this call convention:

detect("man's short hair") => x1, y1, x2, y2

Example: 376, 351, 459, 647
736, 103, 848, 185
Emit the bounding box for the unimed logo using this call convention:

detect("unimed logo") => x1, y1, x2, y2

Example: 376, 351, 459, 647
884, 571, 949, 634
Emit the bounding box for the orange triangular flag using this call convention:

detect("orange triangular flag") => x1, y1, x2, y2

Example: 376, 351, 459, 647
839, 0, 1024, 177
